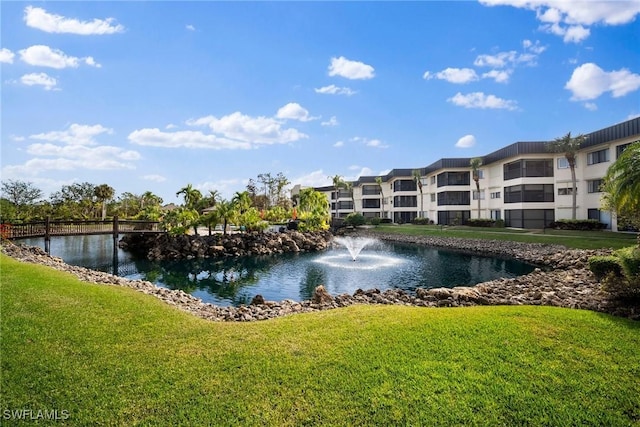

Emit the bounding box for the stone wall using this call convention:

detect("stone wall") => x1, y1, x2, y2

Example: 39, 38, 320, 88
2, 233, 638, 321
119, 230, 332, 260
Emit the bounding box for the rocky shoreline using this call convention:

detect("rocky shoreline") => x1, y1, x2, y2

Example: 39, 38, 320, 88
2, 232, 638, 321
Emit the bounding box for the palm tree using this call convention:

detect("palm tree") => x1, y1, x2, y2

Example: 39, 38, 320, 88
232, 191, 252, 215
176, 184, 202, 210
375, 176, 385, 219
330, 174, 344, 220
547, 132, 585, 220
412, 169, 423, 218
344, 181, 355, 213
215, 200, 237, 236
603, 141, 640, 244
94, 184, 115, 220
469, 158, 483, 219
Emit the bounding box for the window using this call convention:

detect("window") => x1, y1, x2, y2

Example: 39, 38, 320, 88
361, 199, 380, 209
491, 210, 501, 221
336, 201, 353, 210
587, 149, 609, 165
437, 191, 470, 206
437, 171, 470, 187
587, 179, 604, 193
393, 179, 417, 192
430, 176, 436, 184
393, 195, 417, 208
557, 158, 577, 169
558, 187, 576, 196
588, 208, 600, 220
437, 210, 470, 226
362, 185, 380, 196
430, 193, 436, 202
504, 209, 555, 229
504, 184, 554, 203
473, 170, 484, 179
503, 159, 554, 180
490, 191, 501, 199
616, 143, 631, 159
472, 190, 485, 200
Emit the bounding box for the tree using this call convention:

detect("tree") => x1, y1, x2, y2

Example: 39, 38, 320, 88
548, 132, 585, 220
331, 174, 344, 220
94, 184, 115, 220
375, 176, 385, 219
215, 200, 237, 236
176, 184, 202, 210
412, 170, 423, 218
344, 181, 355, 213
298, 188, 329, 231
0, 180, 43, 219
232, 191, 252, 215
176, 184, 203, 234
51, 182, 96, 218
469, 158, 483, 219
602, 141, 640, 243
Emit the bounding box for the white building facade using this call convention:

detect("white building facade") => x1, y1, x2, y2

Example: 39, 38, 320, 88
310, 117, 639, 231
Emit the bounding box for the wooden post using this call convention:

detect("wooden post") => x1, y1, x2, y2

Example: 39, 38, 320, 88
112, 215, 119, 271
44, 216, 51, 254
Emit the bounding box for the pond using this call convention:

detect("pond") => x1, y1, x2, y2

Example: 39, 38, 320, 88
21, 234, 535, 307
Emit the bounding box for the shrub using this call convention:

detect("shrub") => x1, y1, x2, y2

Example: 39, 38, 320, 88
467, 218, 495, 227
550, 219, 606, 231
368, 217, 381, 226
494, 219, 505, 228
615, 246, 640, 281
590, 246, 640, 298
344, 213, 366, 227
411, 218, 431, 225
380, 218, 393, 224
588, 255, 622, 281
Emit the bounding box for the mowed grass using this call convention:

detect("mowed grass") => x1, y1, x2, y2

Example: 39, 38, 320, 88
2, 254, 639, 426
373, 224, 638, 249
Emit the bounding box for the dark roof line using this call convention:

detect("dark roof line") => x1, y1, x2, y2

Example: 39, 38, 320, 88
347, 117, 639, 185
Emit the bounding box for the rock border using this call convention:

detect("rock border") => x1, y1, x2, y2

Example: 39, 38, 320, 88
2, 233, 638, 321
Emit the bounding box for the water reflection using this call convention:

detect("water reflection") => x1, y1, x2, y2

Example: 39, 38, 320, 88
19, 235, 535, 307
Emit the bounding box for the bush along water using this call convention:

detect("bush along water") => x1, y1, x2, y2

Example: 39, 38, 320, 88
589, 246, 640, 298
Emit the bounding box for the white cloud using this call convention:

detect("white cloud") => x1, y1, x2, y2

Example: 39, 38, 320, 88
30, 124, 113, 145
186, 24, 196, 31
142, 174, 167, 183
345, 166, 374, 180
522, 39, 547, 54
584, 102, 598, 111
24, 6, 125, 35
481, 69, 511, 83
333, 140, 344, 148
292, 170, 331, 188
187, 112, 308, 144
19, 45, 100, 69
474, 49, 539, 68
423, 67, 479, 84
196, 179, 245, 201
352, 137, 389, 148
0, 48, 15, 64
322, 116, 339, 127
448, 92, 518, 110
2, 123, 139, 177
128, 128, 252, 150
314, 84, 356, 96
328, 56, 375, 80
20, 72, 58, 90
455, 134, 477, 148
565, 63, 640, 101
165, 123, 178, 129
479, 0, 640, 42
276, 102, 316, 122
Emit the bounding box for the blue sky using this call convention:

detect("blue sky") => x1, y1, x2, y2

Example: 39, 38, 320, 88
2, 1, 640, 204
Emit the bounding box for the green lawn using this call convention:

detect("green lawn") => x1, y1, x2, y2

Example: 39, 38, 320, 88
2, 254, 639, 426
372, 224, 638, 249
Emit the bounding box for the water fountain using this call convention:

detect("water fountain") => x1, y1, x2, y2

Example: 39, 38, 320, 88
333, 236, 379, 261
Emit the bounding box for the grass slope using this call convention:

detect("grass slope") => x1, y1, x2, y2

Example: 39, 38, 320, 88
373, 225, 638, 249
2, 254, 639, 426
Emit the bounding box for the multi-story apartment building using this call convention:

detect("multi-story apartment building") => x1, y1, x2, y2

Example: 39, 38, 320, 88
293, 117, 639, 230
